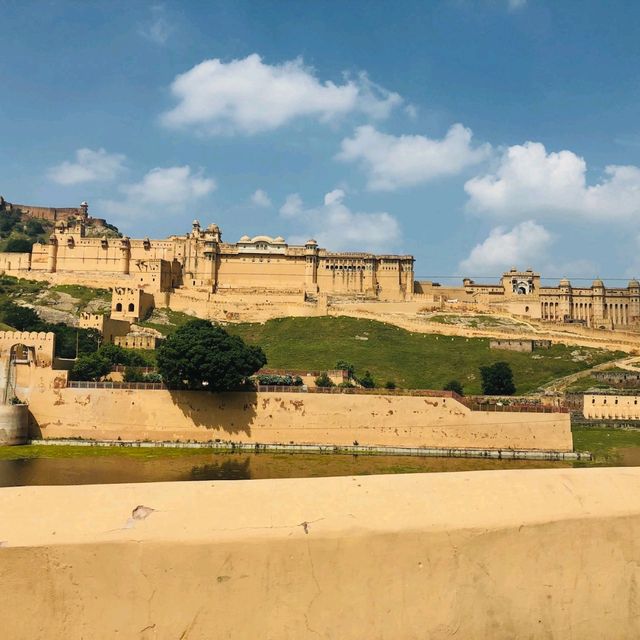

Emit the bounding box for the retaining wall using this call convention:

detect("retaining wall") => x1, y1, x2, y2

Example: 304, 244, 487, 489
0, 468, 639, 638
20, 369, 573, 451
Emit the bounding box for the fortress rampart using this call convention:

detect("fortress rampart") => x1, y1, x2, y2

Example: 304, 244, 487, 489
1, 468, 639, 638
19, 369, 572, 451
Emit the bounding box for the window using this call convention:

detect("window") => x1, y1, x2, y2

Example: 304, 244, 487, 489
128, 303, 135, 312
115, 303, 122, 312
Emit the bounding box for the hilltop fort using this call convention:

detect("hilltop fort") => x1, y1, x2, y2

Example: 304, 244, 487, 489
1, 196, 639, 332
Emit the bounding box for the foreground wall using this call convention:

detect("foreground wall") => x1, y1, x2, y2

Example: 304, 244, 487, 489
1, 469, 639, 639
19, 370, 572, 451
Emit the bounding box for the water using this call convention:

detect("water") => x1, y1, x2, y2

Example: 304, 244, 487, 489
0, 450, 572, 487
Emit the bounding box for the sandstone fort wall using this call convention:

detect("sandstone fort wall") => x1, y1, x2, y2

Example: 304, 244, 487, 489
19, 370, 572, 451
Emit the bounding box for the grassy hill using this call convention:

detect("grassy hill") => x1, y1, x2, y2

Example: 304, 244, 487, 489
227, 316, 623, 394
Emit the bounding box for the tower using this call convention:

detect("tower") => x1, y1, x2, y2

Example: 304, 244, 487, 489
47, 233, 58, 273
304, 239, 319, 294
119, 237, 131, 275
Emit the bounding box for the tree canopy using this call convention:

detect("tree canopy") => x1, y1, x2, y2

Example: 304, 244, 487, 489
156, 319, 266, 391
479, 362, 516, 395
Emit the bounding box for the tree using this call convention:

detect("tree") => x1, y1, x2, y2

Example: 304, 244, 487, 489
358, 370, 376, 389
156, 319, 266, 391
3, 238, 32, 253
69, 352, 111, 381
384, 380, 397, 390
479, 362, 516, 395
314, 372, 335, 387
443, 379, 464, 396
335, 360, 355, 379
1, 301, 42, 331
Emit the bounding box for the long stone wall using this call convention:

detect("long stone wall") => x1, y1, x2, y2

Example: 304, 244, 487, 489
19, 369, 572, 451
0, 468, 639, 638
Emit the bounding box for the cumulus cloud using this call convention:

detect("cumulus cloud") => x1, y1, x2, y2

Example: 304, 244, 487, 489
459, 220, 552, 274
139, 4, 172, 45
99, 166, 215, 220
47, 148, 126, 185
279, 193, 303, 218
465, 141, 640, 221
160, 54, 402, 135
280, 189, 401, 252
337, 124, 491, 190
251, 189, 272, 207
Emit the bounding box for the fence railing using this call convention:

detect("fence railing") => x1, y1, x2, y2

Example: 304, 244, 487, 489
64, 381, 568, 413
67, 381, 166, 390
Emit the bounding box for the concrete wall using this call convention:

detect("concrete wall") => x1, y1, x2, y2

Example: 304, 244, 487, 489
0, 404, 28, 445
20, 370, 572, 451
1, 468, 639, 638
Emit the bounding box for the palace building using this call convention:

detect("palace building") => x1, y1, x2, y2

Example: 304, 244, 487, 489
418, 268, 640, 329
25, 218, 415, 301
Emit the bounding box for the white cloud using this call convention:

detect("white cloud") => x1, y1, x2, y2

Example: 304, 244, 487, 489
160, 54, 402, 135
281, 189, 401, 252
47, 148, 126, 185
139, 5, 172, 45
251, 189, 272, 207
507, 0, 527, 11
459, 220, 552, 274
337, 124, 491, 190
99, 166, 215, 220
279, 193, 303, 218
465, 141, 640, 221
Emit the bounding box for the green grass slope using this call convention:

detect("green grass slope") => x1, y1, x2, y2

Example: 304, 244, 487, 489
228, 316, 623, 394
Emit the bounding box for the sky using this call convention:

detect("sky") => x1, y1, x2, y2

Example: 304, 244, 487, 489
2, 0, 640, 283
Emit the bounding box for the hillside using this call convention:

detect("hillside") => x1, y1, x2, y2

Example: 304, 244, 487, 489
227, 316, 622, 395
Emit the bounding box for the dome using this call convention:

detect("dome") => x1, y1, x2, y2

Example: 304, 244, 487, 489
239, 235, 251, 242
559, 278, 571, 287
192, 219, 200, 227
207, 223, 220, 232
305, 239, 318, 246
592, 278, 604, 288
80, 201, 88, 207
273, 236, 285, 243
630, 279, 640, 288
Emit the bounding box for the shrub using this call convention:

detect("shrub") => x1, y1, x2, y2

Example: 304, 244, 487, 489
123, 366, 146, 383
335, 360, 355, 379
384, 380, 396, 390
338, 380, 356, 388
314, 372, 335, 387
358, 370, 376, 389
3, 237, 32, 253
443, 379, 464, 396
70, 352, 111, 381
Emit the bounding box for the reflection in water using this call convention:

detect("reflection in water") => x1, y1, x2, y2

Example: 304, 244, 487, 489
0, 450, 577, 487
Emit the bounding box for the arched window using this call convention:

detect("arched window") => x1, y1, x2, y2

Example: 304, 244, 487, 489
115, 303, 123, 312
128, 303, 135, 312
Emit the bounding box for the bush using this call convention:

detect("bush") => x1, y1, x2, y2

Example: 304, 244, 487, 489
3, 237, 32, 253
123, 366, 146, 382
99, 343, 147, 367
443, 379, 464, 396
70, 352, 111, 381
338, 380, 356, 388
384, 380, 396, 390
256, 374, 301, 386
479, 362, 516, 395
314, 372, 335, 387
1, 301, 42, 331
335, 360, 355, 379
358, 370, 376, 389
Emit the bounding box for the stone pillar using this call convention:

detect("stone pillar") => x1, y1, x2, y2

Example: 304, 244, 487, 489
47, 235, 58, 273
591, 280, 606, 328
120, 237, 131, 275
558, 279, 572, 321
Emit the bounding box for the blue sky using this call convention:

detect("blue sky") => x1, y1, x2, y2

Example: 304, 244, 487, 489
2, 0, 640, 282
